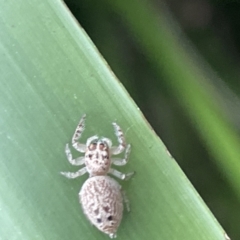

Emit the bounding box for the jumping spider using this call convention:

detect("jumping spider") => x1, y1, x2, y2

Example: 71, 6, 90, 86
61, 114, 134, 238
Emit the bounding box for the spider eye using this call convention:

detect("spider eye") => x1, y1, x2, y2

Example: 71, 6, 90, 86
107, 216, 113, 221
89, 143, 97, 150
97, 218, 102, 223
88, 154, 93, 158
99, 143, 106, 150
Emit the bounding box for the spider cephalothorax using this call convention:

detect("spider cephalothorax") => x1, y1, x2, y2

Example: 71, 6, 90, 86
85, 138, 112, 176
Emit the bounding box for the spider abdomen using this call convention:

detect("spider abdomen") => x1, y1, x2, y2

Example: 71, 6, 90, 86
79, 176, 123, 238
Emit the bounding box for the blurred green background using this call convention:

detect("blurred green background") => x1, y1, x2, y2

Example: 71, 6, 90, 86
64, 0, 240, 239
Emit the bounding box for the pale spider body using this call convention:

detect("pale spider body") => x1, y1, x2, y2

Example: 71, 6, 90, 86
61, 115, 134, 238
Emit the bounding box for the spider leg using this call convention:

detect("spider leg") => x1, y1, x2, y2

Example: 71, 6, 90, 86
112, 144, 131, 166
60, 167, 87, 179
108, 168, 135, 181
121, 190, 130, 212
65, 144, 85, 166
72, 114, 87, 153
111, 122, 126, 155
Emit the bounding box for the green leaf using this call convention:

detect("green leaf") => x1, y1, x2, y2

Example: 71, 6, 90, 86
0, 0, 227, 240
